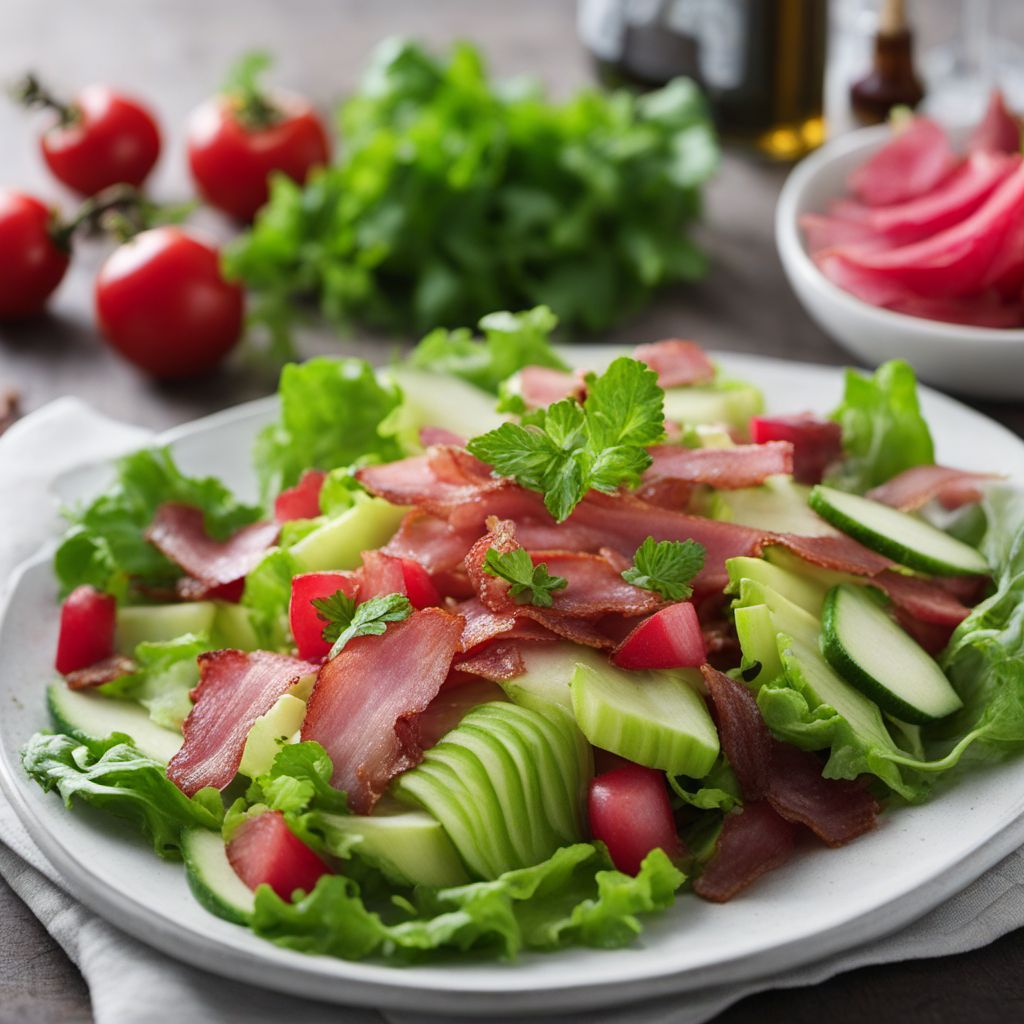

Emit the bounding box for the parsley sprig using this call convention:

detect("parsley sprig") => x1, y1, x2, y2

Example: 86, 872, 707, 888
467, 357, 666, 522
312, 590, 413, 658
482, 548, 568, 608
621, 537, 706, 601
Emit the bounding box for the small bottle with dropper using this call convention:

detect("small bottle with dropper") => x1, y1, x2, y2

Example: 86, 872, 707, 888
850, 0, 926, 126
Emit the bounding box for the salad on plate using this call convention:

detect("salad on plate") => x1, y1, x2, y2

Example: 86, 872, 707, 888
21, 307, 1024, 963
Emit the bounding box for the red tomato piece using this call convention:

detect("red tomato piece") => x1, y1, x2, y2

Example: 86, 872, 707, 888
55, 585, 116, 675
187, 94, 330, 222
399, 558, 441, 609
40, 85, 161, 196
95, 227, 244, 379
226, 810, 332, 900
588, 763, 682, 876
0, 190, 70, 320
274, 470, 327, 523
289, 571, 357, 660
611, 603, 706, 671
750, 413, 843, 485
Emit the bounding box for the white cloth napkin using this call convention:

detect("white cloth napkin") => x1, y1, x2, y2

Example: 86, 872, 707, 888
3, 397, 1024, 1024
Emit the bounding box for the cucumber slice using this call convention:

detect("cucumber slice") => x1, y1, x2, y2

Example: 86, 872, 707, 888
735, 578, 821, 647
393, 701, 589, 879
500, 642, 611, 712
385, 367, 506, 446
212, 602, 261, 651
317, 805, 469, 887
181, 828, 254, 924
809, 485, 989, 576
570, 663, 718, 779
290, 496, 407, 571
47, 683, 182, 762
821, 585, 964, 724
763, 546, 859, 590
114, 602, 217, 654
734, 603, 783, 685
237, 693, 307, 779
662, 382, 763, 431
715, 477, 839, 537
726, 556, 828, 614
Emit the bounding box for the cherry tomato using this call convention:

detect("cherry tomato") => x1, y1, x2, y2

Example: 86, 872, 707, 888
588, 763, 683, 876
611, 603, 706, 671
0, 190, 70, 320
95, 227, 244, 379
187, 93, 330, 221
33, 83, 161, 196
289, 571, 357, 661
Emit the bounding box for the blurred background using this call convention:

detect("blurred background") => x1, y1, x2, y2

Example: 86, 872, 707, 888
0, 0, 1022, 438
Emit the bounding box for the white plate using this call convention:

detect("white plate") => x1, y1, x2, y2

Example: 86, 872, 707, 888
3, 350, 1024, 1017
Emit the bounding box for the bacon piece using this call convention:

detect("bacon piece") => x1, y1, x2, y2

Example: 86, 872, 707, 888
870, 571, 971, 627
749, 414, 843, 485
383, 510, 477, 575
274, 469, 326, 523
356, 550, 407, 600
167, 650, 312, 796
632, 340, 715, 387
702, 667, 879, 849
454, 641, 530, 682
455, 596, 554, 652
866, 464, 999, 512
145, 503, 278, 599
419, 426, 465, 448
300, 608, 464, 813
65, 654, 138, 690
768, 533, 894, 576
518, 366, 586, 410
693, 802, 798, 903
848, 117, 957, 208
642, 442, 793, 492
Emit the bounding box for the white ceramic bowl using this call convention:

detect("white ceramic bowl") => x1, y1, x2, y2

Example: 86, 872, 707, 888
775, 123, 1024, 400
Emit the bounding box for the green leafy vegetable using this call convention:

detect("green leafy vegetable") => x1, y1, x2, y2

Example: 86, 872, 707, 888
251, 844, 683, 962
311, 591, 413, 658
482, 548, 568, 607
669, 756, 741, 812
622, 537, 706, 601
827, 360, 935, 493
468, 356, 665, 521
101, 633, 213, 730
409, 305, 568, 395
21, 732, 223, 857
253, 358, 404, 501
242, 547, 301, 650
224, 39, 717, 343
54, 448, 262, 599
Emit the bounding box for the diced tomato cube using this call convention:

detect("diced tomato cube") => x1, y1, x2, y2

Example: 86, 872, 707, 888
289, 571, 357, 660
612, 603, 706, 671
399, 558, 441, 609
55, 585, 116, 675
750, 413, 843, 485
227, 811, 332, 900
588, 763, 683, 876
274, 470, 326, 523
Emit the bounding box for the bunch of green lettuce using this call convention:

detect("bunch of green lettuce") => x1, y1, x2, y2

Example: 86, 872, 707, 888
224, 39, 717, 345
54, 448, 263, 600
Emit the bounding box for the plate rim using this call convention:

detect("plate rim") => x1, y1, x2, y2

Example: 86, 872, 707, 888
3, 348, 1024, 1015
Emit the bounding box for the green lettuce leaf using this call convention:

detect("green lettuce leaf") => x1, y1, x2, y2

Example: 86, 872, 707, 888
408, 305, 568, 394
224, 39, 716, 342
54, 448, 262, 598
241, 547, 302, 650
101, 633, 213, 730
827, 360, 935, 492
251, 844, 683, 962
21, 732, 223, 858
254, 358, 404, 500
669, 757, 741, 812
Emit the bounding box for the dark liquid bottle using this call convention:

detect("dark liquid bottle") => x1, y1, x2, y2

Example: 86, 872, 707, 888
849, 0, 925, 125
580, 0, 828, 161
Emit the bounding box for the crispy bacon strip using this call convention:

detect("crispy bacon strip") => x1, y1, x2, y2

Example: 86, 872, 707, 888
167, 650, 312, 796
693, 802, 798, 903
866, 465, 1000, 512
870, 571, 972, 626
767, 534, 894, 576
643, 442, 794, 491
383, 510, 477, 575
632, 339, 716, 387
518, 366, 586, 410
145, 503, 278, 597
455, 641, 531, 682
702, 666, 879, 849
65, 654, 138, 691
300, 608, 464, 813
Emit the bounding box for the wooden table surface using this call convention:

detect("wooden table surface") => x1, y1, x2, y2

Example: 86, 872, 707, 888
3, 2, 1024, 1022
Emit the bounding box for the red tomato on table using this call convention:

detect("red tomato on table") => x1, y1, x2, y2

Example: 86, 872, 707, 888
0, 190, 69, 320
